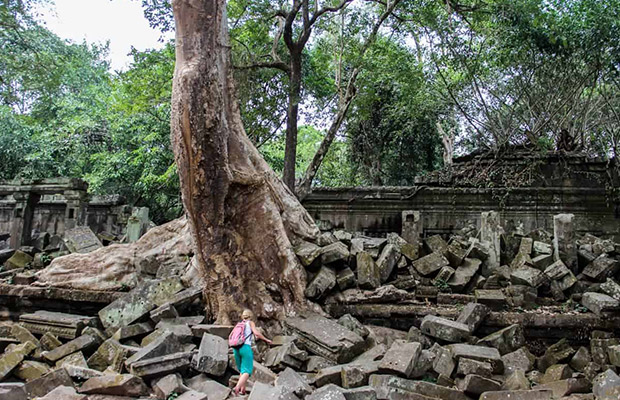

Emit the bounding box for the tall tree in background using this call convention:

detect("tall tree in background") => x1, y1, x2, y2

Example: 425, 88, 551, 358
170, 0, 319, 323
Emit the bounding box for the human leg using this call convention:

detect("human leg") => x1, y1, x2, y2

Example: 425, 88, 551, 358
238, 344, 254, 394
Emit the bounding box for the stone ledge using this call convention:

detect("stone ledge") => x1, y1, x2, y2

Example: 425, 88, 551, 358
0, 284, 122, 304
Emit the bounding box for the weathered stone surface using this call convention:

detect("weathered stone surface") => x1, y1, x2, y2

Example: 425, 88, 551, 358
477, 324, 525, 355
264, 342, 308, 371
456, 302, 490, 333
87, 339, 125, 371
457, 358, 493, 378
338, 314, 369, 339
306, 384, 345, 400
420, 315, 471, 343
125, 330, 185, 366
553, 213, 577, 272
378, 340, 421, 378
337, 268, 357, 291
446, 242, 467, 267
592, 369, 620, 400
295, 241, 322, 267
448, 258, 481, 291
479, 389, 553, 400
276, 367, 313, 397
538, 339, 575, 372
402, 211, 422, 247
42, 334, 99, 363
192, 333, 228, 376
600, 278, 620, 301
175, 390, 209, 400
537, 378, 591, 398
306, 356, 335, 372
78, 374, 148, 396
0, 350, 25, 381
98, 277, 183, 329
14, 360, 51, 382
581, 292, 620, 315
533, 241, 552, 256
36, 386, 87, 400
583, 256, 619, 282
341, 386, 377, 400
321, 242, 350, 265
342, 363, 380, 389
475, 289, 507, 310
510, 266, 546, 287
400, 243, 419, 263
63, 365, 104, 380
357, 252, 380, 290
40, 332, 62, 350
186, 374, 230, 400
190, 324, 233, 339
412, 252, 449, 276
532, 254, 554, 270
607, 345, 620, 366
24, 369, 74, 399
432, 266, 455, 286
128, 351, 192, 378
369, 374, 470, 400
570, 346, 591, 372
540, 363, 572, 383
284, 313, 366, 364
503, 370, 530, 390
150, 303, 180, 322
305, 266, 337, 300
502, 347, 535, 374
112, 322, 154, 341
4, 250, 33, 270
249, 381, 300, 400
19, 310, 96, 340
458, 374, 501, 396
432, 346, 455, 377
64, 226, 103, 254
376, 244, 400, 283
481, 211, 502, 270
447, 344, 503, 374
424, 235, 448, 254
56, 351, 88, 369
11, 324, 40, 349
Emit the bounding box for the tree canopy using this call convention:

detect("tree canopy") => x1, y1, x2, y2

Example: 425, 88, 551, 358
0, 0, 618, 222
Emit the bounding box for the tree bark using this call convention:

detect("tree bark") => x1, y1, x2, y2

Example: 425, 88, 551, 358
170, 0, 319, 324
283, 52, 303, 191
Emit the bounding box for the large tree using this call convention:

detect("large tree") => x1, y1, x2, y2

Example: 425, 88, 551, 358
170, 0, 319, 323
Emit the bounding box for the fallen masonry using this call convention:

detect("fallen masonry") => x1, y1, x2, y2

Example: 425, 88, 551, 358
0, 211, 619, 398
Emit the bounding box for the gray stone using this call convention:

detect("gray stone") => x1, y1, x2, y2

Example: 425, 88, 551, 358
458, 374, 501, 396
475, 289, 507, 310
318, 232, 338, 247
401, 211, 422, 248
420, 315, 471, 343
537, 378, 591, 398
406, 326, 432, 349
14, 360, 51, 382
20, 311, 96, 340
446, 242, 467, 267
600, 278, 620, 301
432, 266, 455, 286
78, 373, 148, 396
477, 324, 525, 355
191, 333, 228, 376
338, 314, 370, 339
307, 384, 346, 400
295, 241, 323, 266
538, 338, 575, 372
0, 349, 26, 381
98, 277, 184, 329
175, 391, 209, 400
369, 374, 470, 400
553, 214, 577, 272
503, 370, 530, 390
379, 340, 421, 378
306, 356, 335, 372
23, 368, 74, 399
42, 334, 100, 363
321, 242, 350, 265
191, 324, 233, 339
412, 252, 449, 276
424, 235, 448, 254
570, 346, 591, 372
456, 302, 490, 333
337, 267, 357, 291
479, 389, 553, 400
357, 252, 381, 290
276, 367, 313, 397
481, 211, 502, 270
592, 369, 620, 400
457, 358, 493, 378
125, 330, 185, 366
305, 266, 337, 300
284, 313, 366, 364
532, 254, 554, 270
63, 365, 104, 380
342, 386, 377, 400
376, 244, 400, 283
342, 362, 380, 389
533, 241, 552, 256
448, 258, 481, 291
410, 349, 435, 378
112, 321, 154, 341
152, 373, 189, 399
583, 256, 619, 282
502, 347, 535, 374
186, 374, 231, 400
540, 363, 572, 384
447, 344, 504, 374
510, 266, 546, 287
264, 342, 308, 371
4, 250, 33, 269
63, 226, 103, 253
150, 303, 180, 323
581, 292, 620, 315
432, 346, 455, 377
36, 386, 86, 400
607, 345, 620, 366
129, 351, 192, 378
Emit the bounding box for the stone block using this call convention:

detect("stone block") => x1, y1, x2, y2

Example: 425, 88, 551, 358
503, 370, 530, 390
446, 242, 467, 267
447, 344, 503, 374
412, 252, 449, 276
35, 386, 87, 400
532, 254, 554, 270
583, 256, 619, 282
112, 321, 154, 341
337, 267, 357, 291
420, 315, 471, 343
432, 346, 455, 377
56, 351, 88, 368
570, 346, 591, 372
376, 244, 400, 283
186, 373, 231, 400
78, 373, 148, 396
98, 277, 184, 329
42, 334, 99, 363
540, 363, 572, 383
458, 374, 501, 396
456, 358, 493, 377
378, 340, 421, 378
306, 356, 335, 372
357, 252, 381, 290
474, 289, 507, 310
342, 362, 380, 389
456, 302, 490, 333
276, 367, 313, 397
305, 266, 337, 300
533, 241, 552, 256
400, 243, 419, 262
14, 360, 51, 382
477, 324, 525, 355
600, 278, 620, 301
129, 351, 192, 378
401, 210, 422, 247
87, 339, 124, 371
63, 226, 103, 253
0, 350, 25, 381
592, 369, 620, 400
502, 347, 535, 374
125, 330, 185, 367
448, 258, 481, 292
321, 242, 350, 265
341, 386, 377, 400
4, 250, 33, 270
175, 390, 209, 400
23, 369, 74, 399
19, 310, 96, 339
40, 332, 62, 351
607, 345, 620, 367
510, 266, 546, 287
263, 342, 308, 371
150, 303, 180, 323
63, 365, 104, 380
284, 313, 367, 364
581, 292, 620, 315
369, 374, 470, 400
424, 235, 448, 254
432, 266, 455, 286
537, 378, 591, 398
190, 324, 233, 339
249, 381, 300, 400
338, 314, 369, 339
295, 241, 322, 267
479, 389, 553, 400
553, 213, 577, 272
538, 338, 575, 372
191, 333, 228, 376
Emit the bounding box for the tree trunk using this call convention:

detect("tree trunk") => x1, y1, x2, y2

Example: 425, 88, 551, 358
282, 52, 303, 191
170, 0, 319, 324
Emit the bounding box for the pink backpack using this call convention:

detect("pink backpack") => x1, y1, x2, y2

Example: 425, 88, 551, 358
229, 321, 250, 348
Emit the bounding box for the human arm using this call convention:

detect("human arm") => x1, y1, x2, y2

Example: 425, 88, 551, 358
249, 321, 272, 345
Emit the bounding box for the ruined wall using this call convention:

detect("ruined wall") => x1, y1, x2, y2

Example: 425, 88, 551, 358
302, 153, 620, 239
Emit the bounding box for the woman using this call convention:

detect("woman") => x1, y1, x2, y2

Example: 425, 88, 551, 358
233, 309, 272, 395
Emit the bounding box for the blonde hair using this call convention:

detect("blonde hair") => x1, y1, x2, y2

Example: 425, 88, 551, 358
241, 309, 254, 321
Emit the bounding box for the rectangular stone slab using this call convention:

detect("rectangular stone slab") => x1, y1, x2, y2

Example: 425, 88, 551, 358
63, 226, 103, 254
284, 312, 366, 364
128, 351, 192, 378
19, 311, 97, 339
98, 277, 184, 329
